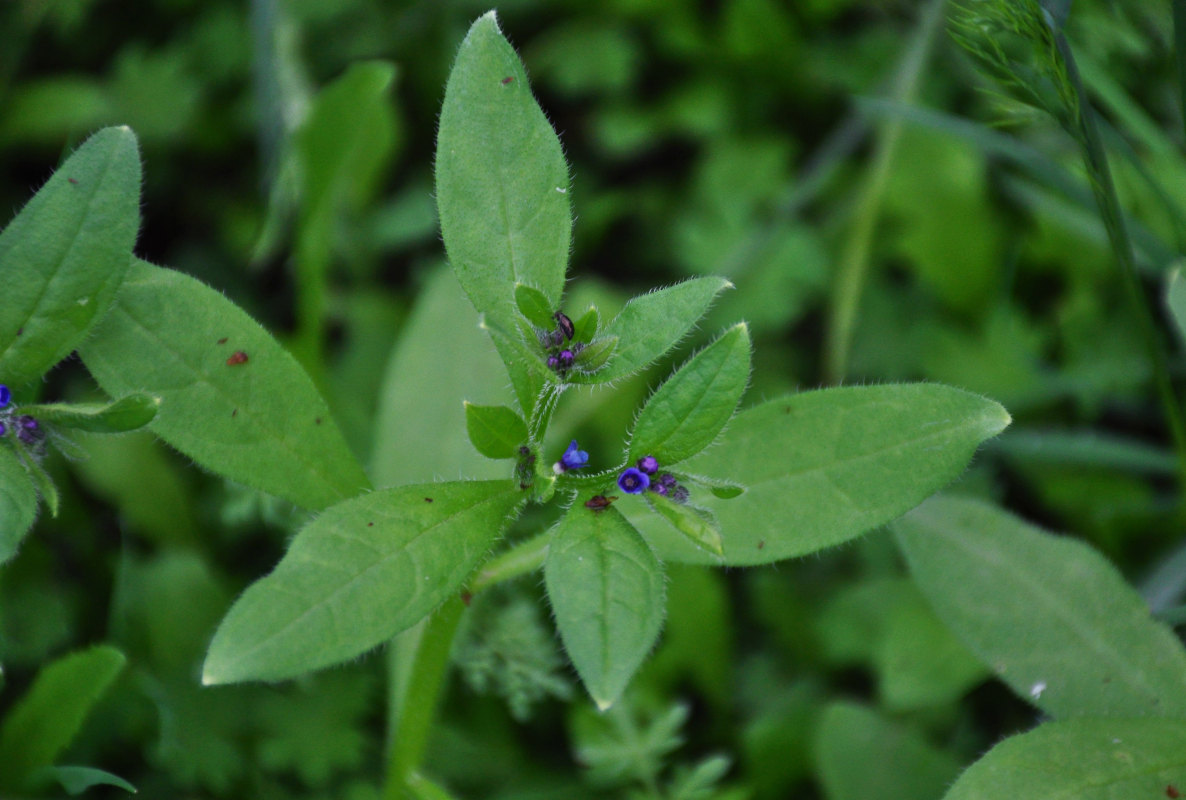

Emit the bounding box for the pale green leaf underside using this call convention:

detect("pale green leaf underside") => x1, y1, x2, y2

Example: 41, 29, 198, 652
0, 645, 126, 791
79, 259, 369, 511
629, 322, 750, 465
437, 11, 571, 331
646, 492, 723, 557
0, 444, 38, 564
41, 765, 137, 796
0, 127, 141, 384
464, 402, 527, 459
203, 480, 522, 684
23, 393, 159, 433
545, 502, 665, 709
629, 383, 1010, 566
895, 495, 1186, 719
944, 718, 1186, 800
575, 277, 733, 384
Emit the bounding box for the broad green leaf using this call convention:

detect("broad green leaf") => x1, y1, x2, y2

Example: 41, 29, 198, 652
0, 127, 141, 384
646, 492, 723, 557
575, 277, 733, 384
545, 502, 665, 709
79, 259, 369, 511
1168, 266, 1186, 348
628, 323, 750, 465
629, 384, 1010, 566
40, 765, 136, 795
944, 718, 1186, 800
370, 267, 511, 487
436, 11, 571, 332
202, 480, 522, 684
514, 283, 556, 329
480, 315, 549, 417
894, 495, 1186, 719
0, 445, 38, 563
23, 393, 159, 433
464, 402, 527, 459
0, 645, 126, 792
814, 702, 961, 800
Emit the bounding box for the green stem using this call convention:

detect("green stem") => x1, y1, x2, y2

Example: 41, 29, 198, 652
468, 531, 550, 595
823, 0, 947, 384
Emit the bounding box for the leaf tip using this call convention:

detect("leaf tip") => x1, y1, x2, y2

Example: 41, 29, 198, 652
593, 696, 615, 712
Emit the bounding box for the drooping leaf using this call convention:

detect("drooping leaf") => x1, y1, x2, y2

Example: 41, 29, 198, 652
23, 393, 159, 433
436, 11, 571, 332
0, 444, 38, 563
79, 258, 369, 511
39, 765, 136, 796
629, 384, 1010, 566
943, 718, 1186, 800
574, 277, 733, 384
646, 492, 723, 557
0, 126, 141, 384
895, 495, 1186, 719
465, 402, 528, 459
0, 645, 126, 792
628, 323, 750, 465
514, 283, 556, 329
545, 501, 665, 709
202, 480, 522, 684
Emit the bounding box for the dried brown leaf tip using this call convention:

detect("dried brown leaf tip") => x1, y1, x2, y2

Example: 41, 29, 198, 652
226, 351, 249, 366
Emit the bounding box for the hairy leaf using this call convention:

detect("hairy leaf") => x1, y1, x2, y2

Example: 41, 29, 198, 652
0, 445, 38, 563
514, 283, 556, 329
23, 393, 159, 433
465, 402, 528, 459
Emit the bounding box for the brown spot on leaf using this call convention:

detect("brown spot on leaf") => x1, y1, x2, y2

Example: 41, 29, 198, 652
16, 327, 22, 336
424, 497, 434, 503
67, 177, 78, 184
368, 522, 374, 527
217, 337, 228, 345
1167, 785, 1180, 799
315, 417, 322, 425
231, 409, 238, 418
585, 495, 616, 511
501, 76, 513, 85
226, 350, 249, 366
757, 540, 765, 550
461, 590, 473, 606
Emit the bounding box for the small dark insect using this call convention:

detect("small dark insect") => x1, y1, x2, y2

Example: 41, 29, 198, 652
424, 497, 434, 503
1167, 785, 1181, 799
368, 522, 374, 527
67, 177, 78, 184
757, 540, 766, 550
231, 409, 238, 418
585, 494, 617, 511
554, 310, 575, 341
226, 350, 249, 366
501, 76, 514, 85
217, 337, 228, 345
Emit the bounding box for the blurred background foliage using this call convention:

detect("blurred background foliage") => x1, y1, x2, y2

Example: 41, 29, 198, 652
0, 0, 1183, 797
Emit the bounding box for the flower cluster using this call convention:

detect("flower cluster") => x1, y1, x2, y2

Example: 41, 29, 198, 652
540, 310, 584, 376
618, 455, 689, 503
0, 384, 42, 446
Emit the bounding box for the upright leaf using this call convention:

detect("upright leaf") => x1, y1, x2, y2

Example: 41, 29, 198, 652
79, 259, 369, 511
0, 645, 126, 792
23, 393, 159, 433
203, 480, 522, 684
895, 495, 1186, 719
628, 323, 750, 465
576, 277, 733, 384
0, 445, 38, 563
944, 718, 1186, 800
436, 11, 571, 331
464, 402, 528, 459
545, 502, 665, 709
0, 126, 140, 384
626, 384, 1010, 565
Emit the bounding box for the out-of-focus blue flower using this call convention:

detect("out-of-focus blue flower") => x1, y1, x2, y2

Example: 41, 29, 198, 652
555, 440, 589, 473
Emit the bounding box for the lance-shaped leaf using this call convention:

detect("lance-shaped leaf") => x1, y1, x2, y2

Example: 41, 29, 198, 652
628, 383, 1010, 566
464, 402, 527, 459
39, 766, 136, 796
436, 11, 571, 331
1168, 267, 1186, 348
0, 127, 141, 384
574, 277, 733, 384
895, 495, 1186, 719
202, 480, 522, 684
23, 394, 159, 433
79, 259, 369, 511
545, 501, 665, 710
0, 445, 38, 564
628, 323, 750, 465
0, 645, 126, 793
944, 718, 1186, 800
646, 492, 723, 557
514, 283, 556, 330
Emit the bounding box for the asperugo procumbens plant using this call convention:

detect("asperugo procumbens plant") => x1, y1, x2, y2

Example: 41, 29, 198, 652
0, 11, 1010, 798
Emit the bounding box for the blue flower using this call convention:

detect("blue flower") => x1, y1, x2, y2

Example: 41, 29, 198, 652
618, 467, 650, 494
0, 384, 9, 409
555, 439, 589, 473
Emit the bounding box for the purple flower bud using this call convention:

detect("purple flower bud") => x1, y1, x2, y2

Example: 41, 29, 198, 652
0, 421, 6, 436
618, 467, 649, 494
557, 349, 575, 369
547, 355, 560, 371
0, 384, 9, 409
671, 485, 690, 504
637, 455, 659, 474
556, 439, 589, 472
17, 415, 42, 445
653, 482, 669, 496
656, 472, 677, 488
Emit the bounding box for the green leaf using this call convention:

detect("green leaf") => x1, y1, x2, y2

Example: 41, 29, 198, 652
0, 445, 38, 563
572, 306, 600, 342
21, 452, 59, 518
79, 259, 370, 511
0, 127, 141, 384
628, 323, 750, 465
202, 480, 522, 684
814, 702, 961, 800
465, 402, 528, 459
646, 492, 723, 557
1167, 266, 1186, 348
514, 283, 556, 329
574, 277, 733, 384
570, 335, 617, 377
630, 383, 1010, 566
436, 11, 571, 332
943, 718, 1186, 800
0, 645, 126, 792
23, 393, 159, 433
894, 495, 1186, 719
40, 765, 137, 795
545, 502, 665, 709
479, 314, 549, 417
